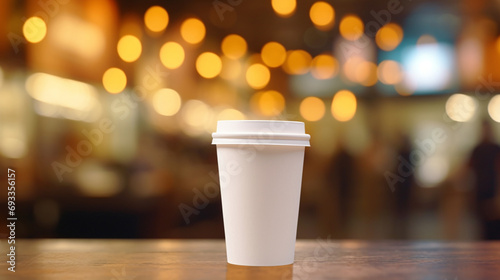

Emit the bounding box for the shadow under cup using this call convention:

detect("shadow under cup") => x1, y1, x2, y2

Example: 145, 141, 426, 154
212, 120, 310, 266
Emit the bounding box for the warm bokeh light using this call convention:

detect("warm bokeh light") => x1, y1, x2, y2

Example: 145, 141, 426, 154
221, 34, 247, 59
23, 17, 47, 43
152, 88, 182, 116
375, 23, 403, 51
217, 108, 246, 120
26, 73, 100, 120
355, 61, 378, 86
339, 15, 364, 41
102, 68, 127, 94
271, 0, 296, 17
445, 94, 477, 122
159, 42, 185, 69
331, 90, 357, 122
0, 137, 27, 159
300, 96, 325, 121
180, 18, 206, 44
488, 95, 500, 122
283, 50, 312, 75
417, 156, 449, 187
343, 56, 365, 82
309, 1, 335, 30
196, 52, 222, 79
144, 6, 169, 33
311, 54, 338, 79
378, 60, 403, 85
246, 63, 271, 89
181, 99, 212, 128
51, 15, 105, 59
395, 82, 414, 96
76, 163, 123, 197
251, 90, 285, 116
117, 35, 142, 62
261, 42, 287, 68
417, 34, 437, 45
220, 56, 242, 80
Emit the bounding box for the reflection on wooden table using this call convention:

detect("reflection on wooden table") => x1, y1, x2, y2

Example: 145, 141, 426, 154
2, 239, 500, 279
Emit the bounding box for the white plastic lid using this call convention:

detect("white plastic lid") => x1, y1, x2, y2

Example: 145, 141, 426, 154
212, 120, 310, 147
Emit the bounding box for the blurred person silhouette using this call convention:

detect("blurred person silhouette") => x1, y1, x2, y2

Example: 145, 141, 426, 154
468, 120, 500, 239
392, 134, 415, 239
356, 127, 396, 239
326, 140, 356, 238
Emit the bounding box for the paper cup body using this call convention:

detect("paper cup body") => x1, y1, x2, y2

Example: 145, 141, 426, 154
212, 120, 310, 266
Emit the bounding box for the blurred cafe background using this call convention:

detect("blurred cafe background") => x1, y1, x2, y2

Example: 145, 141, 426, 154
0, 0, 500, 240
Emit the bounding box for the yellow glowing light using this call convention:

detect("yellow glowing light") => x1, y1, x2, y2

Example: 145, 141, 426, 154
251, 90, 285, 116
339, 15, 364, 41
488, 95, 500, 122
375, 23, 403, 51
0, 137, 27, 159
246, 63, 271, 89
355, 61, 378, 86
76, 163, 123, 197
221, 34, 247, 59
180, 18, 206, 44
182, 99, 211, 127
271, 0, 296, 17
25, 72, 100, 122
144, 6, 169, 33
283, 50, 312, 75
102, 68, 127, 94
311, 54, 338, 79
196, 52, 222, 79
343, 56, 365, 82
23, 17, 47, 43
117, 35, 142, 62
159, 42, 185, 69
309, 1, 335, 30
217, 108, 246, 120
331, 90, 357, 122
261, 42, 287, 68
220, 56, 242, 80
300, 97, 325, 121
152, 88, 181, 116
378, 60, 403, 85
51, 15, 105, 59
446, 94, 477, 122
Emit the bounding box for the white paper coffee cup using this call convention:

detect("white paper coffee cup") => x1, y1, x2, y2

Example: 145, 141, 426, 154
212, 120, 310, 266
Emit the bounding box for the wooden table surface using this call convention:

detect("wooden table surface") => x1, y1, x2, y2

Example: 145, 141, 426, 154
2, 239, 500, 280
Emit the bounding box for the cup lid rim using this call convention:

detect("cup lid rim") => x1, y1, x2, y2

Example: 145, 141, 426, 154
216, 120, 304, 123
212, 132, 310, 140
